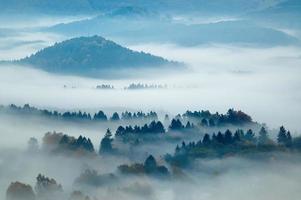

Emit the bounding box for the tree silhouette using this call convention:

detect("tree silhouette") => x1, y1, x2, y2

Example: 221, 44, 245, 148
169, 119, 184, 130
202, 134, 211, 146
99, 129, 113, 154
35, 174, 62, 200
286, 131, 293, 147
277, 126, 288, 146
144, 155, 157, 173
110, 112, 120, 121
224, 130, 233, 144
258, 127, 268, 145
245, 129, 256, 143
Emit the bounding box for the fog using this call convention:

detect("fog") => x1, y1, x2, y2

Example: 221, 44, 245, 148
1, 148, 301, 200
1, 44, 300, 132
1, 10, 301, 200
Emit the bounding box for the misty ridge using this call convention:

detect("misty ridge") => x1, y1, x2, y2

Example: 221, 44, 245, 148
1, 1, 301, 200
0, 104, 261, 147
48, 16, 299, 47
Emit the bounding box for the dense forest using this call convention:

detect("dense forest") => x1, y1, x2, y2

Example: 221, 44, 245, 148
4, 106, 301, 200
8, 121, 301, 200
36, 123, 299, 160
15, 36, 179, 77
166, 126, 301, 167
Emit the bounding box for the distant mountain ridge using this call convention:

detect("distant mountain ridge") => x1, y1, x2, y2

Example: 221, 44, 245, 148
0, 0, 287, 15
246, 0, 301, 29
14, 36, 181, 77
48, 18, 299, 47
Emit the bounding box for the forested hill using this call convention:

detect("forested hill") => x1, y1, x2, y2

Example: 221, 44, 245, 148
15, 36, 180, 77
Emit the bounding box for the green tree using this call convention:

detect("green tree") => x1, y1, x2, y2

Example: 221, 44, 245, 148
99, 129, 113, 154
277, 126, 287, 146
245, 129, 256, 143
258, 127, 268, 145
144, 155, 157, 173
110, 112, 120, 121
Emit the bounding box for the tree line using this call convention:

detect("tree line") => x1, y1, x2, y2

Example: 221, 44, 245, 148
1, 104, 256, 128
6, 174, 63, 200
125, 83, 167, 90
166, 126, 301, 167
182, 108, 254, 127
1, 104, 158, 122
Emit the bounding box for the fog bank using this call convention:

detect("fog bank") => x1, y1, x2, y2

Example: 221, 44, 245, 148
1, 44, 300, 132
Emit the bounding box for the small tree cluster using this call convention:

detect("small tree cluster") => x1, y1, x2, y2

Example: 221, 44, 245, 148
96, 84, 114, 89
169, 119, 195, 131
6, 182, 35, 200
35, 174, 63, 200
42, 132, 94, 155
277, 126, 292, 147
74, 169, 116, 188
183, 108, 253, 127
115, 121, 165, 137
125, 83, 167, 90
121, 111, 158, 121
118, 155, 169, 177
